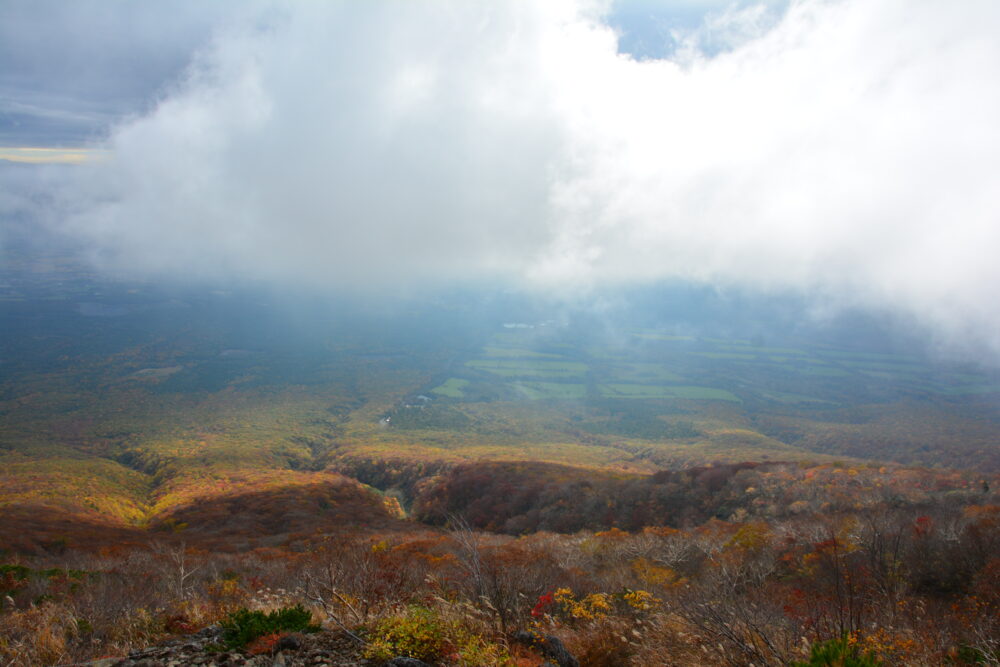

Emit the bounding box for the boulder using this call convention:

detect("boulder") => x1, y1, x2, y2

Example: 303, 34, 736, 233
383, 658, 434, 667
513, 630, 579, 667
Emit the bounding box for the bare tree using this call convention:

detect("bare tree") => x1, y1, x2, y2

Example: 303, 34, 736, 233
150, 541, 203, 600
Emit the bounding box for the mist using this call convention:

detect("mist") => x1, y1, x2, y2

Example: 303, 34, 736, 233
4, 0, 999, 359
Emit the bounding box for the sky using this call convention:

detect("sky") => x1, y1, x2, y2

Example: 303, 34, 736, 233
1, 0, 999, 358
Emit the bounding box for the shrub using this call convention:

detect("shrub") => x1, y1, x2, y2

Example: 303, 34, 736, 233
364, 606, 452, 663
246, 632, 285, 656
552, 588, 612, 622
791, 636, 883, 667
218, 605, 319, 649
0, 602, 72, 666
363, 605, 512, 666
570, 620, 636, 667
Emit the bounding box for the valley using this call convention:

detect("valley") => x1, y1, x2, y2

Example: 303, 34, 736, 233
1, 258, 999, 666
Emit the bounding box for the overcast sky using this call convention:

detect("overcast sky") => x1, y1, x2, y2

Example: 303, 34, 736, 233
2, 0, 999, 357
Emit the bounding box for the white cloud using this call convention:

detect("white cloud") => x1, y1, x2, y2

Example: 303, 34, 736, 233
56, 0, 1000, 354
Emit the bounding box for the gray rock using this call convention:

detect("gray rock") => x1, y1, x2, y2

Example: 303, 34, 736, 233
384, 658, 433, 667
513, 631, 579, 667
197, 624, 223, 638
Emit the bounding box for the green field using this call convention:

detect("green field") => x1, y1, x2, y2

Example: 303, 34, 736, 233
695, 352, 758, 360
632, 333, 695, 342
431, 378, 469, 397
719, 344, 809, 355
759, 390, 835, 405
836, 359, 926, 371
514, 382, 587, 400
609, 363, 685, 383
794, 366, 852, 377
598, 383, 740, 402
933, 384, 1000, 396
465, 359, 588, 377
818, 350, 916, 361
482, 347, 565, 359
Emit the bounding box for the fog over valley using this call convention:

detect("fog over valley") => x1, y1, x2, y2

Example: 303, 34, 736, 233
3, 0, 1000, 358
2, 2, 1000, 666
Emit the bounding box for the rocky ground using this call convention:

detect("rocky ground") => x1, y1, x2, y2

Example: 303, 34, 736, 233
66, 626, 579, 667
68, 626, 371, 667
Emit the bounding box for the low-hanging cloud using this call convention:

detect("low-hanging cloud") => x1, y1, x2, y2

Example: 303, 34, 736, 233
54, 0, 1000, 354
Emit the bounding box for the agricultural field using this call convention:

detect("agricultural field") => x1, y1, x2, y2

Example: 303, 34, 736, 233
2, 255, 1000, 547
